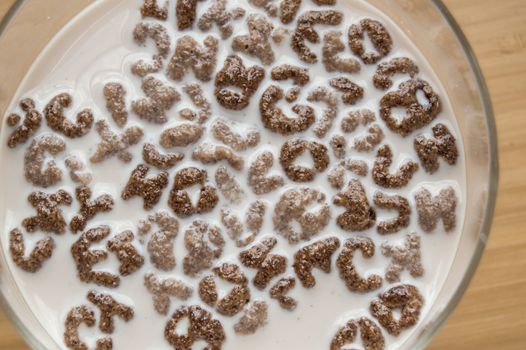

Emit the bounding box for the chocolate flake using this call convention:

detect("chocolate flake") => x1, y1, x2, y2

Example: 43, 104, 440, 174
145, 273, 193, 315
232, 14, 275, 65
348, 18, 393, 64
107, 230, 145, 276
90, 120, 143, 163
183, 220, 225, 276
293, 237, 340, 288
9, 228, 54, 273
121, 164, 169, 210
70, 186, 114, 233
414, 186, 457, 232
87, 290, 134, 334
372, 145, 419, 188
6, 98, 42, 148
333, 179, 376, 232
24, 134, 65, 188
414, 123, 458, 173
22, 189, 72, 234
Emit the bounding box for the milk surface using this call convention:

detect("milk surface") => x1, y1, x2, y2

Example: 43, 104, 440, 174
0, 0, 466, 349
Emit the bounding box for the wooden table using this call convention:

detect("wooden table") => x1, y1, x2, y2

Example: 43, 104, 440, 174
0, 0, 525, 349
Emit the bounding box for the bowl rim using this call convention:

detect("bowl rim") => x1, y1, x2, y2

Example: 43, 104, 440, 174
0, 0, 499, 349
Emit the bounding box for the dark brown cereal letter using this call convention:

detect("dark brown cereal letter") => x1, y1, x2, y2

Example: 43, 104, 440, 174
87, 290, 134, 334
291, 10, 343, 63
90, 120, 143, 163
144, 211, 179, 271
70, 186, 114, 233
159, 123, 204, 148
22, 189, 72, 234
234, 301, 268, 335
183, 220, 225, 276
107, 230, 145, 276
372, 145, 419, 189
232, 14, 275, 65
293, 237, 340, 288
414, 186, 457, 232
336, 236, 383, 293
215, 166, 245, 204
9, 228, 54, 273
212, 118, 260, 152
167, 35, 219, 82
273, 187, 331, 244
71, 226, 120, 288
164, 305, 225, 349
330, 135, 347, 160
64, 305, 113, 350
329, 77, 364, 105
331, 317, 384, 350
215, 55, 265, 110
270, 64, 310, 86
176, 0, 202, 30
24, 134, 65, 188
132, 23, 171, 77
221, 200, 266, 247
248, 151, 284, 195
141, 0, 168, 20
333, 179, 376, 232
182, 84, 211, 123
143, 143, 184, 170
322, 31, 361, 74
381, 233, 424, 283
280, 139, 329, 182
379, 79, 441, 136
145, 273, 193, 315
192, 143, 244, 171
414, 123, 458, 173
6, 98, 42, 148
373, 57, 419, 90
249, 0, 278, 18
327, 159, 369, 190
373, 191, 411, 235
103, 83, 128, 128
269, 277, 297, 310
239, 237, 287, 289
348, 18, 393, 64
121, 164, 169, 210
168, 167, 219, 217
370, 284, 424, 336
132, 76, 180, 124
308, 87, 339, 138
44, 93, 94, 138
280, 0, 301, 24
198, 0, 246, 39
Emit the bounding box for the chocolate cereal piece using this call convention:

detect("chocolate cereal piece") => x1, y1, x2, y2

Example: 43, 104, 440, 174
373, 57, 419, 90
144, 273, 193, 315
70, 186, 114, 233
221, 201, 266, 247
198, 263, 251, 316
329, 77, 364, 105
143, 143, 184, 170
182, 84, 211, 123
382, 233, 424, 283
103, 83, 128, 127
273, 188, 330, 244
330, 135, 347, 159
159, 123, 204, 148
414, 123, 459, 173
90, 120, 143, 163
285, 86, 301, 102
239, 237, 287, 289
331, 317, 385, 350
44, 93, 94, 138
87, 290, 134, 334
6, 98, 42, 148
260, 85, 315, 135
212, 119, 260, 151
22, 189, 72, 234
167, 35, 219, 81
354, 124, 384, 152
232, 14, 275, 65
248, 151, 284, 195
271, 26, 288, 43
65, 155, 93, 185
176, 0, 202, 30
341, 110, 384, 152
199, 0, 245, 39
291, 10, 343, 63
141, 0, 168, 20
71, 226, 120, 288
24, 134, 65, 188
144, 211, 179, 271
270, 64, 310, 86
132, 23, 171, 77
333, 179, 376, 232
215, 166, 245, 204
64, 305, 113, 350
308, 86, 339, 138
322, 31, 361, 74
372, 145, 419, 188
379, 79, 441, 136
293, 237, 340, 288
414, 186, 457, 232
215, 55, 265, 110
192, 143, 244, 171
9, 228, 54, 273
280, 139, 329, 182
250, 0, 278, 18
328, 159, 369, 190
269, 277, 297, 310
280, 0, 301, 24
234, 301, 268, 335
373, 191, 411, 235
348, 18, 393, 64
370, 284, 424, 336
132, 55, 163, 78
121, 164, 169, 210
107, 230, 145, 276
341, 109, 376, 133
336, 237, 383, 293
132, 76, 180, 124
164, 305, 225, 350
183, 220, 225, 276
168, 167, 219, 217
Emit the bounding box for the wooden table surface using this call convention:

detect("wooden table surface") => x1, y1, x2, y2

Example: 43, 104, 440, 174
0, 0, 525, 349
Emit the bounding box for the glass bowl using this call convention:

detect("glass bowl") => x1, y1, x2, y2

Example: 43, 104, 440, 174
0, 0, 498, 349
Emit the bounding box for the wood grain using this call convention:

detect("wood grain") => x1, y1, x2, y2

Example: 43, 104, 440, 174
0, 0, 525, 349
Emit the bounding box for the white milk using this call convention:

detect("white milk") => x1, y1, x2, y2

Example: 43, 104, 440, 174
0, 0, 466, 349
